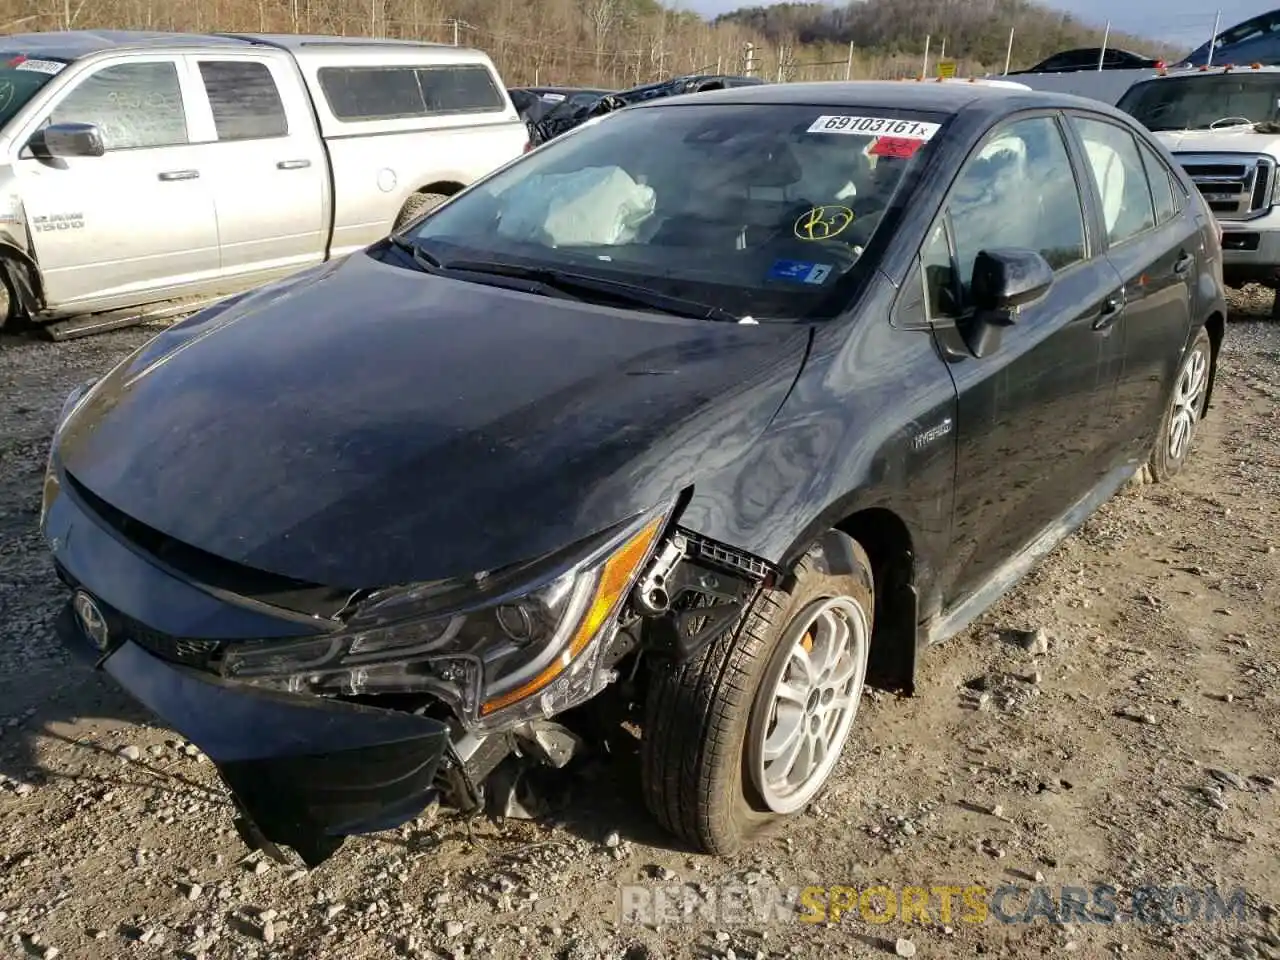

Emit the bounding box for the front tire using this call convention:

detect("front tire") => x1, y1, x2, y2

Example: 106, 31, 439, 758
641, 539, 874, 854
1147, 325, 1212, 482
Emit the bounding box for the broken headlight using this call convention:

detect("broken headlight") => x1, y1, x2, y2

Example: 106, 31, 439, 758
220, 505, 668, 731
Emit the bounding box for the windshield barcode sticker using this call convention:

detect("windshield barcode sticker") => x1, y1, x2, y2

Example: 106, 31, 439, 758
807, 115, 941, 140
14, 59, 66, 75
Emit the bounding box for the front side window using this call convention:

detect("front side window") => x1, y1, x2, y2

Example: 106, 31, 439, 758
923, 115, 1086, 318
399, 103, 945, 320
50, 60, 187, 150
1117, 74, 1280, 131
198, 60, 288, 140
1072, 116, 1155, 246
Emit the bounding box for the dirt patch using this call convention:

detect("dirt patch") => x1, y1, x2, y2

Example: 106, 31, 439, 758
1, 310, 1277, 960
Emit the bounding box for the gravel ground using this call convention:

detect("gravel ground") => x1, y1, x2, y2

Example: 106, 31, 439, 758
1, 291, 1278, 960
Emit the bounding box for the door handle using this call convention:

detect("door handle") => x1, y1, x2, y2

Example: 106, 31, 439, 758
1173, 251, 1194, 275
157, 169, 199, 181
1093, 295, 1124, 331
277, 159, 311, 170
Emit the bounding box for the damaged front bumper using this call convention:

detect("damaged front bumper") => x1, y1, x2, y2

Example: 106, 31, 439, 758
44, 481, 462, 868
56, 603, 451, 867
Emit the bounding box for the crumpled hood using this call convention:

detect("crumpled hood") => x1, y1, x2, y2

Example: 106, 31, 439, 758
56, 252, 809, 589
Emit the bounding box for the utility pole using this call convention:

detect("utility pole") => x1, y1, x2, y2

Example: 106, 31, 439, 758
1097, 21, 1110, 70
1206, 9, 1222, 67
845, 40, 854, 81
1003, 26, 1014, 75
921, 34, 930, 78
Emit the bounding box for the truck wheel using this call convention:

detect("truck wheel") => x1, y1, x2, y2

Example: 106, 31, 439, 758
641, 539, 874, 854
0, 261, 17, 333
393, 192, 450, 232
1147, 325, 1212, 483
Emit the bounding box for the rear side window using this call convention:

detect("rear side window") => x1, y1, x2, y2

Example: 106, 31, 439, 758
1137, 141, 1179, 225
318, 64, 504, 121
1071, 116, 1156, 246
198, 60, 288, 140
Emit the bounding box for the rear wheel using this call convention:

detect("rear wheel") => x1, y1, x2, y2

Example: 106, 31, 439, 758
1147, 325, 1212, 482
393, 192, 450, 231
641, 539, 874, 854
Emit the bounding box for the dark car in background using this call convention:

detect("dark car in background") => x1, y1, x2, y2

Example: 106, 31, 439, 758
526, 73, 765, 145
42, 80, 1225, 868
1012, 47, 1164, 73
1179, 7, 1280, 66
508, 85, 614, 125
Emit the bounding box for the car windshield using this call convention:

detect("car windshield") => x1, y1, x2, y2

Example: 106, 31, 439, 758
0, 54, 69, 128
1118, 74, 1280, 130
399, 102, 944, 320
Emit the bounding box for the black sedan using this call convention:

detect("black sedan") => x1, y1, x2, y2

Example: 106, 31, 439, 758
41, 80, 1226, 866
1013, 47, 1165, 73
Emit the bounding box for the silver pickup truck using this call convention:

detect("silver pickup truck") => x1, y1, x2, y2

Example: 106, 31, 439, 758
0, 31, 530, 338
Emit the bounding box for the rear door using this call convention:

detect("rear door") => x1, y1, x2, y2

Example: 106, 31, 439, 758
12, 55, 221, 309
921, 113, 1128, 609
183, 54, 328, 280
1067, 113, 1197, 463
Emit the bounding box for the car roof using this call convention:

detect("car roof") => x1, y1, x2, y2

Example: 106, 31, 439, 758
629, 79, 1119, 117
0, 29, 464, 60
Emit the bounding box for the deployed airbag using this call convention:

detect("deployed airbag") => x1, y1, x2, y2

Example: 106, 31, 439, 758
496, 165, 656, 246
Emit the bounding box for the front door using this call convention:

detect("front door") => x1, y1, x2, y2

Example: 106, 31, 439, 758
12, 55, 221, 311
1068, 113, 1199, 464
184, 54, 328, 280
922, 113, 1127, 609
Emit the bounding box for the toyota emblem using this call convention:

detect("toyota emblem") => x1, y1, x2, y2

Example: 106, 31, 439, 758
72, 590, 110, 651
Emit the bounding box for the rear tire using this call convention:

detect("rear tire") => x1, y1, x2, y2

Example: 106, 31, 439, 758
393, 192, 450, 231
641, 539, 874, 854
1147, 325, 1212, 483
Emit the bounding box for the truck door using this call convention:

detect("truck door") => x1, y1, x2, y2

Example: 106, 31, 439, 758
183, 54, 328, 280
13, 55, 221, 311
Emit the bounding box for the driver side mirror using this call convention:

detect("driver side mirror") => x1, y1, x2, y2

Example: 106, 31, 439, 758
963, 248, 1054, 358
28, 122, 106, 160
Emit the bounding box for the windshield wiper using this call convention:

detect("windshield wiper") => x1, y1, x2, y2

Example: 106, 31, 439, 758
439, 259, 742, 323
386, 235, 444, 273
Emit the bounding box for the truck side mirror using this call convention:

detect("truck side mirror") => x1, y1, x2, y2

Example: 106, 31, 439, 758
29, 122, 106, 159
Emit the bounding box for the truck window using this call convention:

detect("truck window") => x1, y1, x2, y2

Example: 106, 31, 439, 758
49, 61, 187, 150
317, 64, 504, 121
198, 60, 288, 140
1118, 74, 1280, 131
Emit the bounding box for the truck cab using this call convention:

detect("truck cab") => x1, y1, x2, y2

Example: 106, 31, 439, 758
0, 31, 527, 336
1118, 65, 1280, 310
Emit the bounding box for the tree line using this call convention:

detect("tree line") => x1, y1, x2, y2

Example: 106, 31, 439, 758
0, 0, 1175, 89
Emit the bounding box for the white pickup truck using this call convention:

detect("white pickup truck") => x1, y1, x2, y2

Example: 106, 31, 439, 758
1116, 65, 1280, 316
0, 31, 530, 339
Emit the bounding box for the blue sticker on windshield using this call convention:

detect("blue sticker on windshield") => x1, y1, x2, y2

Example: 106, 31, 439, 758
768, 260, 834, 285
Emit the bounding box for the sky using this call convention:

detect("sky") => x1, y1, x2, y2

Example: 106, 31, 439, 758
678, 0, 1275, 50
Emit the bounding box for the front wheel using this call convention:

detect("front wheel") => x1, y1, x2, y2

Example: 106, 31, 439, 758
641, 539, 874, 854
1147, 325, 1212, 482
